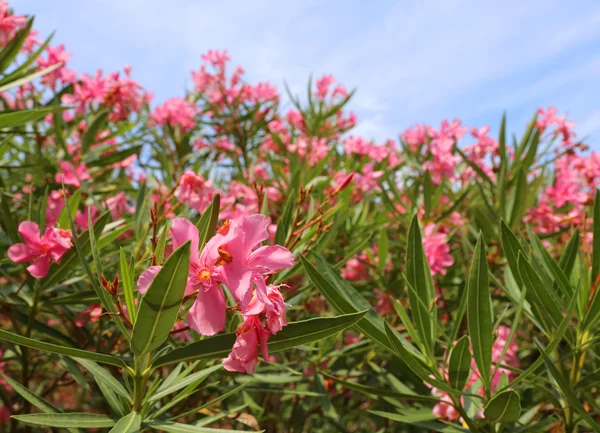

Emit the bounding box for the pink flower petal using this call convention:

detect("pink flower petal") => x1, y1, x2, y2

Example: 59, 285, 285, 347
186, 284, 226, 336
18, 221, 41, 246
27, 255, 51, 279
136, 265, 163, 295
7, 243, 36, 263
248, 245, 294, 272
171, 218, 199, 258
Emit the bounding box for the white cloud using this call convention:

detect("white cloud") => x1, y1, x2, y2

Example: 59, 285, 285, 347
15, 0, 600, 146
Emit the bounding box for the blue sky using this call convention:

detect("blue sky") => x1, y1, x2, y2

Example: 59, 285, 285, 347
16, 0, 600, 148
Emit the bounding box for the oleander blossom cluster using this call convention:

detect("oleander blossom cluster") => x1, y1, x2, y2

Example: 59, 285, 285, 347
136, 214, 294, 374
7, 222, 73, 278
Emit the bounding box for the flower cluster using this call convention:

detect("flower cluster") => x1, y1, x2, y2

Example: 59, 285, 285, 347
7, 222, 73, 278
137, 214, 293, 373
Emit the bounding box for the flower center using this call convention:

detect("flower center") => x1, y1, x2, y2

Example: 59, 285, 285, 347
197, 270, 211, 282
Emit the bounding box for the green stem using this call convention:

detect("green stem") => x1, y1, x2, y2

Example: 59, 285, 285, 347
132, 353, 154, 412
133, 355, 145, 412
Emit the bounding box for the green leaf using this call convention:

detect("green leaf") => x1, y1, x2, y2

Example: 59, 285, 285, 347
152, 311, 367, 368
378, 229, 389, 273
72, 358, 129, 399
142, 421, 253, 433
500, 220, 525, 288
131, 240, 191, 355
448, 335, 472, 390
0, 63, 63, 93
484, 390, 521, 423
170, 381, 254, 420
77, 201, 130, 340
322, 372, 439, 403
508, 169, 527, 230
196, 194, 221, 248
405, 216, 436, 352
0, 191, 19, 243
370, 410, 469, 432
56, 189, 82, 229
0, 107, 59, 129
300, 255, 393, 351
12, 413, 117, 428
515, 112, 537, 160
1, 374, 82, 433
559, 229, 580, 278
155, 223, 168, 264
275, 188, 297, 246
518, 254, 567, 338
498, 112, 507, 165
391, 297, 422, 350
498, 293, 576, 392
535, 339, 600, 432
384, 322, 455, 394
148, 364, 221, 403
82, 109, 109, 153
120, 248, 137, 323
0, 328, 126, 367
109, 412, 141, 433
467, 232, 492, 391
86, 145, 143, 168
527, 227, 573, 298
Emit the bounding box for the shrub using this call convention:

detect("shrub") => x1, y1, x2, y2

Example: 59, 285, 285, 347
0, 2, 599, 432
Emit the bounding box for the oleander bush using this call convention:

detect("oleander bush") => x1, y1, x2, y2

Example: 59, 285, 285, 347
1, 2, 600, 432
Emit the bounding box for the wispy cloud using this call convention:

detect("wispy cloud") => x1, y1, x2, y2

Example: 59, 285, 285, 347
16, 0, 600, 147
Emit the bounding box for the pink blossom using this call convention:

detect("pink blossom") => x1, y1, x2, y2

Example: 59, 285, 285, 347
137, 218, 242, 336
175, 171, 214, 213
149, 97, 198, 132
246, 284, 289, 334
75, 205, 99, 230
222, 316, 270, 374
56, 160, 91, 187
218, 214, 294, 309
37, 44, 71, 89
314, 74, 335, 100
0, 1, 26, 46
46, 190, 66, 227
422, 223, 454, 276
7, 222, 73, 278
106, 192, 133, 220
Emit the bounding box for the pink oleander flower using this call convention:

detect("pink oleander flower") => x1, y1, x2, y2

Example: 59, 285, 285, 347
149, 97, 198, 132
74, 304, 103, 327
7, 222, 73, 278
222, 316, 270, 374
56, 160, 91, 187
75, 205, 99, 230
175, 171, 214, 213
106, 192, 133, 220
137, 215, 293, 337
37, 44, 72, 89
246, 284, 289, 334
314, 74, 335, 100
46, 190, 66, 228
218, 214, 294, 309
0, 1, 26, 46
422, 223, 454, 276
